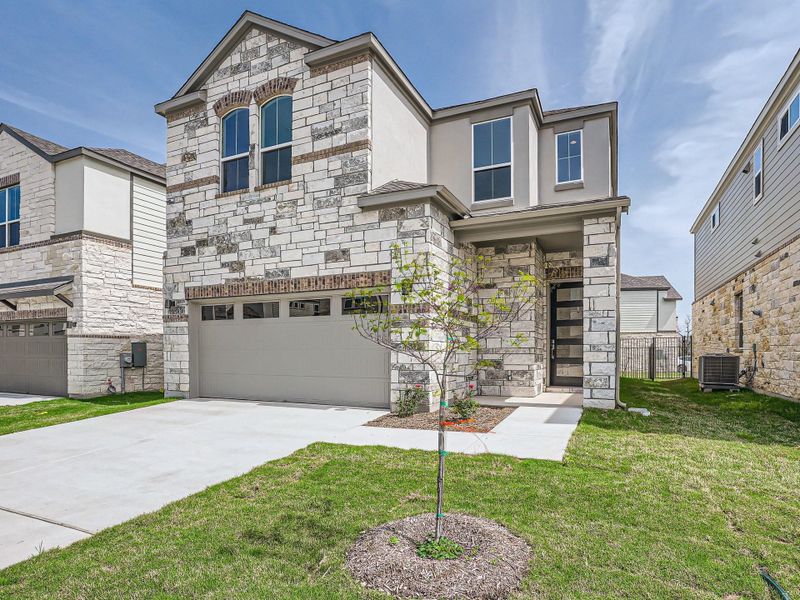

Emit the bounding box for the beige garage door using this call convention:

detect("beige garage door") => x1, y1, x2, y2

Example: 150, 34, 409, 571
0, 322, 68, 396
196, 296, 390, 408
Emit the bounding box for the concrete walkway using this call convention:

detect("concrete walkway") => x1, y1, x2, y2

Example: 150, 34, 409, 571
0, 396, 581, 569
0, 393, 59, 407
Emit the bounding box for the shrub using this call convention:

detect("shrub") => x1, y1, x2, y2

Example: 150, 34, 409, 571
396, 385, 426, 417
451, 384, 479, 419
416, 535, 464, 560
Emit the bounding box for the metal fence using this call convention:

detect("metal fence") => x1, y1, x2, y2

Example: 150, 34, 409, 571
620, 335, 692, 380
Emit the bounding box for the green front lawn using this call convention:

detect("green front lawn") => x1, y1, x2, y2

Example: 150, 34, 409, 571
1, 378, 798, 599
0, 392, 169, 436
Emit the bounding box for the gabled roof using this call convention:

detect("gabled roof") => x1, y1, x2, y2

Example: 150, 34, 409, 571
362, 180, 433, 196
0, 123, 165, 183
621, 274, 682, 300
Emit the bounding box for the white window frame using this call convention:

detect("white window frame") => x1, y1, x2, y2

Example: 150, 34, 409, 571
710, 202, 720, 231
777, 85, 800, 149
752, 139, 764, 204
220, 107, 250, 193
259, 95, 293, 186
555, 129, 583, 185
0, 184, 20, 248
471, 116, 513, 203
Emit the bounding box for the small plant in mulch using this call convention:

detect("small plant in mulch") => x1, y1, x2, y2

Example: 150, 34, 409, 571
396, 384, 426, 417
416, 535, 464, 560
451, 384, 479, 420
346, 513, 530, 599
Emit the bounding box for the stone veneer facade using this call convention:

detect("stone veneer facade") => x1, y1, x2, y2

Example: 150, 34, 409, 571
0, 132, 164, 397
692, 235, 800, 400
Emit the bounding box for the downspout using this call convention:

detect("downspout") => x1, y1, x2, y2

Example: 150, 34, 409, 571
614, 206, 626, 409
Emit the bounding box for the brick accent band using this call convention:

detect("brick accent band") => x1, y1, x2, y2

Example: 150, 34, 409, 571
0, 307, 68, 321
185, 270, 392, 300
213, 90, 253, 118
0, 230, 131, 256
254, 179, 291, 192
132, 283, 163, 292
166, 175, 219, 194
0, 172, 20, 189
309, 54, 370, 78
166, 104, 206, 123
293, 140, 371, 165
254, 77, 298, 105
546, 266, 583, 280
164, 314, 189, 322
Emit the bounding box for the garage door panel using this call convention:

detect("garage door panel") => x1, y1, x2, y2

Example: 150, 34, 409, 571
197, 300, 390, 408
0, 335, 67, 396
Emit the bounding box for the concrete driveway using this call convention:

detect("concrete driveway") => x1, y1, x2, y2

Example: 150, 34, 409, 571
0, 397, 580, 569
0, 398, 384, 569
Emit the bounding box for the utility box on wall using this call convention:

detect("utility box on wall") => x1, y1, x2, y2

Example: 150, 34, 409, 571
131, 342, 147, 368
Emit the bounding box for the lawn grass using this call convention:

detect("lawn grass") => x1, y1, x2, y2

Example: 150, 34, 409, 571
0, 378, 798, 599
0, 392, 169, 436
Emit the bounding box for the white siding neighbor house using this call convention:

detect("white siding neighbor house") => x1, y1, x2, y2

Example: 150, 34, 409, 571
620, 274, 682, 338
0, 124, 166, 397
154, 11, 631, 410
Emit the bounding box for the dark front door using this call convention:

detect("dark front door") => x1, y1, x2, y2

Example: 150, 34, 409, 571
549, 282, 583, 387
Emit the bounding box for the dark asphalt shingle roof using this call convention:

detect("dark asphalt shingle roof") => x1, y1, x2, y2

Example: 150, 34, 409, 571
362, 180, 432, 196
542, 102, 610, 116
5, 125, 68, 156
621, 274, 682, 300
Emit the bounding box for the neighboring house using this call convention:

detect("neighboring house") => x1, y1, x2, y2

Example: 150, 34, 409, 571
154, 11, 629, 410
690, 48, 800, 400
0, 124, 166, 397
620, 274, 682, 338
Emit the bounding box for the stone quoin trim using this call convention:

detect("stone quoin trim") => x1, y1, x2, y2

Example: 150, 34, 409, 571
166, 175, 220, 194
309, 53, 371, 78
0, 172, 20, 189
0, 307, 68, 322
253, 77, 298, 105
212, 90, 253, 118
292, 140, 371, 165
185, 270, 392, 300
546, 266, 583, 280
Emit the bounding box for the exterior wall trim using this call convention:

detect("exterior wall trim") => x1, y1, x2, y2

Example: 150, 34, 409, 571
0, 230, 131, 257
166, 175, 220, 194
0, 172, 20, 188
292, 140, 371, 164
0, 307, 67, 321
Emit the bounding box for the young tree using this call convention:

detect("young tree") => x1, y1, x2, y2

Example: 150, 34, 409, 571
348, 244, 538, 540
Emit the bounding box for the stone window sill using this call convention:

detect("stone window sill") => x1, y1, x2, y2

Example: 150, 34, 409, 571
215, 188, 248, 200
470, 198, 514, 211
554, 181, 584, 192
255, 179, 291, 192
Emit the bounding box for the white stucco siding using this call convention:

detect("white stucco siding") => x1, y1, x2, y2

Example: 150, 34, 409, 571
83, 159, 130, 240
620, 289, 657, 332
132, 176, 166, 287
657, 291, 678, 332
371, 63, 428, 188
54, 158, 85, 234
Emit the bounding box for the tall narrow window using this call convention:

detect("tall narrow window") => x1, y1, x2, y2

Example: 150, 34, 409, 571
0, 184, 21, 248
734, 292, 744, 349
711, 202, 720, 231
778, 88, 799, 144
221, 108, 249, 193
753, 140, 763, 202
472, 117, 511, 201
556, 130, 582, 184
261, 96, 292, 185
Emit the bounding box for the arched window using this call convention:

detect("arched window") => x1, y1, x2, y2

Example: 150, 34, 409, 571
260, 96, 292, 185
221, 108, 249, 193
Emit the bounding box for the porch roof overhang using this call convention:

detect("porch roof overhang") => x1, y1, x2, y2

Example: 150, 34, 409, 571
0, 276, 74, 311
357, 181, 470, 218
449, 196, 630, 244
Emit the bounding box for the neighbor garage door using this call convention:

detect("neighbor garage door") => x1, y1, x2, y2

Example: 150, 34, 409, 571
0, 322, 68, 396
196, 295, 390, 408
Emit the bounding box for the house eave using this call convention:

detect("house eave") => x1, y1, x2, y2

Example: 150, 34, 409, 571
154, 90, 208, 118
358, 184, 469, 218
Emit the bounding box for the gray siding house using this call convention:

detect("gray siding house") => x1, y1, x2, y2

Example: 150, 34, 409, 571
155, 11, 630, 410
0, 124, 166, 397
691, 48, 800, 400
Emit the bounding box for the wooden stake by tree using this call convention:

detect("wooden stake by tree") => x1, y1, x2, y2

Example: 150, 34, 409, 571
348, 244, 538, 540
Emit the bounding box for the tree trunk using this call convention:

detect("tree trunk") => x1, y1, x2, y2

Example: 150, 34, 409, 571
434, 372, 447, 541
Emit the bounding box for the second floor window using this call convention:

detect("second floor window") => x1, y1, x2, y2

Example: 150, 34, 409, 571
778, 88, 799, 143
221, 108, 249, 193
556, 130, 582, 184
0, 184, 20, 248
261, 96, 292, 185
753, 141, 763, 202
473, 117, 511, 201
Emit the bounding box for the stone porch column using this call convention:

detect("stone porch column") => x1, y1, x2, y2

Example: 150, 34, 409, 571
582, 215, 619, 409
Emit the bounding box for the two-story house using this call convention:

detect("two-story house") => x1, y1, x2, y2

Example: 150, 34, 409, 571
691, 48, 800, 400
0, 124, 166, 397
620, 274, 682, 339
155, 11, 629, 410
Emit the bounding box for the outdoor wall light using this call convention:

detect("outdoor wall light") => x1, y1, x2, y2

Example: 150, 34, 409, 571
752, 309, 763, 317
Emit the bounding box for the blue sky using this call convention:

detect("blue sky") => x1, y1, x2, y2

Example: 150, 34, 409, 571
2, 0, 799, 324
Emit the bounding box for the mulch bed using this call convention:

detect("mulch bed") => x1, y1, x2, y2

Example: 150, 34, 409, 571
346, 513, 531, 599
366, 407, 515, 433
